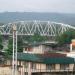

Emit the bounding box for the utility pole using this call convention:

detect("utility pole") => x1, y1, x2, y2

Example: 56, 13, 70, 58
12, 24, 17, 75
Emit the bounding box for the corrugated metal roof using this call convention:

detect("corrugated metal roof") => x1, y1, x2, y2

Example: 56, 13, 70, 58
17, 53, 42, 62
17, 53, 75, 64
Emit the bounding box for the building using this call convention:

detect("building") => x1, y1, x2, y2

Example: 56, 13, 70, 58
17, 53, 75, 75
0, 42, 75, 75
23, 42, 57, 54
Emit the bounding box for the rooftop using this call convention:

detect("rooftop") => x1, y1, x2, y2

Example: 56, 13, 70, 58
17, 53, 75, 64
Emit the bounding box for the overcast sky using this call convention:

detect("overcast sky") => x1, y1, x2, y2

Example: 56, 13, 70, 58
0, 0, 75, 13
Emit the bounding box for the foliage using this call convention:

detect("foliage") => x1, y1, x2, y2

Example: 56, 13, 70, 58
56, 29, 75, 45
0, 33, 3, 50
5, 36, 23, 55
5, 38, 13, 55
17, 36, 24, 52
5, 33, 48, 55
0, 12, 75, 25
30, 33, 47, 42
23, 33, 47, 43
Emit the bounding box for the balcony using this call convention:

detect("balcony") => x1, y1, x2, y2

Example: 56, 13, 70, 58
22, 68, 74, 73
31, 69, 74, 73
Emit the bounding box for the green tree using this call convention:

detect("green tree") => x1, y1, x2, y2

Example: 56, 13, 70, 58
5, 38, 13, 55
5, 36, 23, 55
5, 33, 48, 55
30, 33, 47, 42
56, 29, 75, 45
0, 33, 3, 50
23, 33, 47, 43
17, 36, 24, 52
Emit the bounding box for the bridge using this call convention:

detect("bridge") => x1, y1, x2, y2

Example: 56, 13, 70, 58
0, 21, 75, 75
0, 21, 75, 36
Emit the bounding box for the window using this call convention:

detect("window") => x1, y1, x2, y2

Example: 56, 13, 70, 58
19, 61, 21, 66
60, 64, 69, 70
5, 60, 11, 65
72, 47, 75, 51
24, 62, 28, 68
31, 63, 36, 69
46, 64, 55, 70
25, 47, 32, 51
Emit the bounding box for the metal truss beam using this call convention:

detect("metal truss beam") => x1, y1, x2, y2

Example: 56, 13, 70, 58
0, 21, 75, 36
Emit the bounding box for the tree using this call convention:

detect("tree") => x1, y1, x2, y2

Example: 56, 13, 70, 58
17, 36, 24, 52
56, 29, 75, 45
0, 33, 3, 50
5, 33, 48, 55
5, 38, 13, 55
5, 36, 24, 55
23, 33, 47, 43
30, 33, 47, 42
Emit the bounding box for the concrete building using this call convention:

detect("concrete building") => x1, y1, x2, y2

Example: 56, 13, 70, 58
0, 43, 75, 75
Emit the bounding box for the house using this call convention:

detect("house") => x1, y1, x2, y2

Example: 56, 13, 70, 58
2, 52, 75, 75
0, 42, 75, 75
23, 42, 57, 54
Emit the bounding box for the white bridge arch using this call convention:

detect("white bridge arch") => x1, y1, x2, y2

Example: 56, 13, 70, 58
0, 21, 75, 36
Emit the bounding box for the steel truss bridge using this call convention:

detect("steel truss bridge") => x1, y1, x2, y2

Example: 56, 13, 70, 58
0, 21, 75, 36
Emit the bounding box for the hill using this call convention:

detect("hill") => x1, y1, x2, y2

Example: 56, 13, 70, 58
0, 12, 75, 25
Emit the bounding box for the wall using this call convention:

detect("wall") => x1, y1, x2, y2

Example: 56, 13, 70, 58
23, 45, 45, 54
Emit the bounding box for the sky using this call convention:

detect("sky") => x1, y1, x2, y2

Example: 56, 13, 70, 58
0, 0, 75, 13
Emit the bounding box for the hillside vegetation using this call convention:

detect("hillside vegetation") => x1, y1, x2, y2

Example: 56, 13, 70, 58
0, 12, 75, 25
